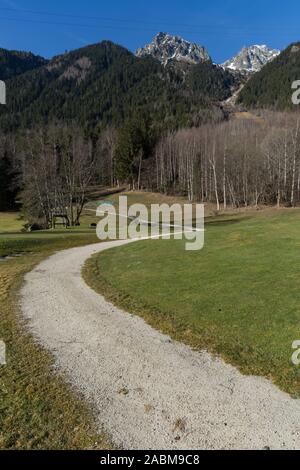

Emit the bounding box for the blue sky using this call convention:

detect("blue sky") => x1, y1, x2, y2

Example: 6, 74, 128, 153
0, 0, 299, 63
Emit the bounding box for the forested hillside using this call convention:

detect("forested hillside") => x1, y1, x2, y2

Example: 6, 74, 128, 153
0, 41, 239, 132
187, 60, 238, 101
6, 38, 300, 221
238, 43, 300, 109
0, 48, 47, 81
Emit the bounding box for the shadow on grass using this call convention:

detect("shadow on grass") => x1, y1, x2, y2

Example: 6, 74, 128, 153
205, 216, 252, 227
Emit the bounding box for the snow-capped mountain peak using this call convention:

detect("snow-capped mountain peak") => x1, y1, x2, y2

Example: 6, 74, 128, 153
222, 44, 280, 73
136, 32, 211, 66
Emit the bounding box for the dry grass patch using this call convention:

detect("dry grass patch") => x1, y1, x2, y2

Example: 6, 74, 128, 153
0, 230, 114, 450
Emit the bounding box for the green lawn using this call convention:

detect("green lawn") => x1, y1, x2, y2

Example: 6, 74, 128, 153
3, 199, 300, 447
0, 212, 24, 233
84, 190, 217, 218
0, 213, 112, 450
84, 209, 300, 398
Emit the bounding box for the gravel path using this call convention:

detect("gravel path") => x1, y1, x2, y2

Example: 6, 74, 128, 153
21, 240, 300, 450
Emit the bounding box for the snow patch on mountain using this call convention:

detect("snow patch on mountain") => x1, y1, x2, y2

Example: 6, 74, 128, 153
222, 45, 280, 73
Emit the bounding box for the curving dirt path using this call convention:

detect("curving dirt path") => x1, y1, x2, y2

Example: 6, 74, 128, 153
21, 240, 300, 450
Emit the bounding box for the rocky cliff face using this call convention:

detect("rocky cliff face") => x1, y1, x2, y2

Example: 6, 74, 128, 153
222, 45, 280, 73
136, 32, 211, 66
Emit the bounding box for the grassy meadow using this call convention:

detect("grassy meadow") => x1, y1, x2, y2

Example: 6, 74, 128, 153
84, 208, 300, 398
3, 193, 300, 448
0, 213, 24, 233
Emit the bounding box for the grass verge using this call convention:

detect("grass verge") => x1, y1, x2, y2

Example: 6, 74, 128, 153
0, 225, 113, 449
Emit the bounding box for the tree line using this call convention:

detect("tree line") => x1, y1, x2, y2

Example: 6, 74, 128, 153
1, 127, 99, 227
3, 111, 300, 227
110, 111, 300, 210
113, 111, 300, 209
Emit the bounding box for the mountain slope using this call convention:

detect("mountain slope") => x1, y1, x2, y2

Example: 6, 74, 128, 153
136, 32, 210, 65
0, 48, 47, 80
222, 45, 280, 73
187, 61, 239, 101
237, 43, 300, 109
0, 40, 239, 131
